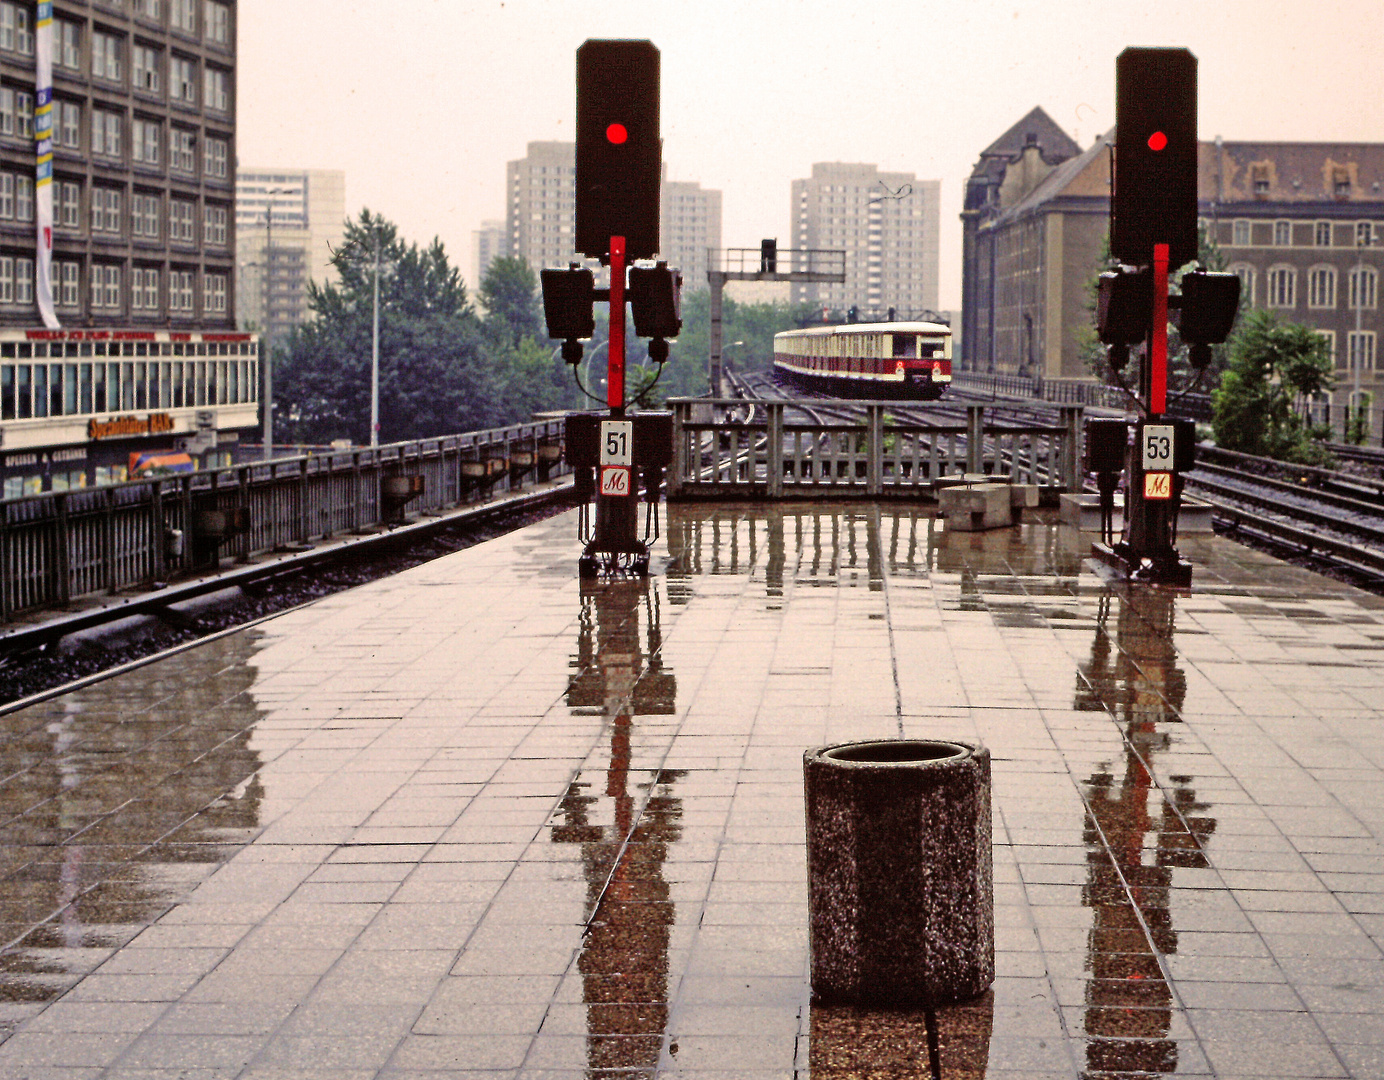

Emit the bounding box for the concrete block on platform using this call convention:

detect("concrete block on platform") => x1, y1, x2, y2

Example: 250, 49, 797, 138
939, 482, 1013, 531
1059, 492, 1214, 533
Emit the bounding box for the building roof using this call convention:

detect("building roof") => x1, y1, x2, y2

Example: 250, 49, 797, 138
986, 128, 1113, 228
1200, 141, 1384, 206
972, 106, 1082, 171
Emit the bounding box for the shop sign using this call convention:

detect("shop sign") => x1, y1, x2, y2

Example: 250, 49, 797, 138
88, 413, 176, 441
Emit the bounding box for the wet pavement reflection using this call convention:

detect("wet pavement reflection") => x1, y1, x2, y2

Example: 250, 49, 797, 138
1076, 586, 1216, 1076
0, 631, 266, 1029
0, 502, 1380, 1077
556, 577, 682, 1078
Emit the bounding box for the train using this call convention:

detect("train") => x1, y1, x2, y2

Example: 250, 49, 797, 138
772, 321, 953, 400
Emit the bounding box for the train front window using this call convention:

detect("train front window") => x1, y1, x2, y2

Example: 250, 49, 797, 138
892, 334, 915, 359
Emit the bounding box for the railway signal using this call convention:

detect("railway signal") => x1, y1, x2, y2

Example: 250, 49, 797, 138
576, 39, 661, 261
1111, 47, 1198, 272
555, 40, 679, 577
1088, 46, 1239, 589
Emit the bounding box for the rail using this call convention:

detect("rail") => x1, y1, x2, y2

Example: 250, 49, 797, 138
666, 399, 1082, 499
0, 419, 570, 622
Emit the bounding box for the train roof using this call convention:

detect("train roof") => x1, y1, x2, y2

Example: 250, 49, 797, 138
774, 321, 950, 338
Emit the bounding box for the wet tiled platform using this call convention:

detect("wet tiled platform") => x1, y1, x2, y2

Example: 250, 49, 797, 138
1, 503, 1383, 1079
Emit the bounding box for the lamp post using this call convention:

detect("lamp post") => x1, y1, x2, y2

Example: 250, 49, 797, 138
370, 229, 380, 447
260, 187, 284, 460
1352, 227, 1374, 442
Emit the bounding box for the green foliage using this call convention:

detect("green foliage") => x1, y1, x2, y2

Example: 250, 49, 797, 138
275, 210, 585, 445
1211, 309, 1335, 464
662, 290, 817, 398
480, 256, 543, 347
1348, 392, 1374, 446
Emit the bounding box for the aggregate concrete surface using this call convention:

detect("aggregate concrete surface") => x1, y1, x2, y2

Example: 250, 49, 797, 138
0, 502, 1382, 1078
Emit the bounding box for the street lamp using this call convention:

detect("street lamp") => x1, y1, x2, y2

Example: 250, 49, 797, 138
1351, 225, 1375, 442
260, 187, 284, 460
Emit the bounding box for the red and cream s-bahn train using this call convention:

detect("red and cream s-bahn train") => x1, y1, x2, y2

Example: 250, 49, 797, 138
772, 321, 953, 400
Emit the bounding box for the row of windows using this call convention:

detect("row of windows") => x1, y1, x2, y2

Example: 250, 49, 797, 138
5, 178, 230, 246
1316, 330, 1378, 372
1, 356, 255, 423
38, 100, 231, 178
1231, 264, 1378, 310
1, 0, 231, 60
1228, 219, 1377, 248
0, 259, 227, 316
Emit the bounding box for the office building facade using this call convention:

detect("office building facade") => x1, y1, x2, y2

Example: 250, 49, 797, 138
235, 167, 345, 348
789, 162, 940, 319
0, 0, 238, 329
1, 0, 258, 496
504, 141, 721, 289
471, 217, 504, 293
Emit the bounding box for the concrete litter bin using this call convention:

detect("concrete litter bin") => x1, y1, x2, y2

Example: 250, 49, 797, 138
804, 739, 993, 1004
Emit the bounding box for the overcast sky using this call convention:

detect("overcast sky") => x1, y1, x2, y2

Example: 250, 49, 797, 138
238, 0, 1384, 310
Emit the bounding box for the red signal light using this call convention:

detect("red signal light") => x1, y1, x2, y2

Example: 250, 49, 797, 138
606, 123, 627, 144
1148, 130, 1168, 151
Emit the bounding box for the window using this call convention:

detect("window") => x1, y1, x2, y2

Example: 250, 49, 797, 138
0, 257, 10, 302
1268, 266, 1296, 308
203, 66, 228, 111
203, 272, 226, 313
1348, 332, 1376, 372
0, 172, 10, 219
170, 0, 195, 32
133, 44, 161, 91
204, 136, 227, 177
1274, 220, 1292, 246
92, 32, 123, 82
204, 1, 228, 43
169, 198, 193, 241
132, 118, 160, 164
15, 174, 31, 221
171, 55, 196, 103
56, 181, 79, 228
1232, 219, 1250, 246
91, 187, 121, 233
0, 3, 33, 56
132, 192, 159, 237
91, 265, 121, 310
169, 127, 195, 171
1315, 222, 1333, 247
1350, 267, 1378, 309
56, 261, 79, 309
55, 20, 80, 69
1, 88, 33, 139
15, 256, 32, 304
1317, 330, 1336, 366
135, 0, 161, 18
53, 100, 80, 149
1308, 267, 1336, 308
91, 109, 121, 156
132, 267, 159, 310
204, 203, 226, 245
1358, 221, 1376, 247
169, 269, 193, 311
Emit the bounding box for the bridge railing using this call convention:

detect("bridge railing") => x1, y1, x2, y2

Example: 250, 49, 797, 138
666, 399, 1082, 500
0, 419, 570, 623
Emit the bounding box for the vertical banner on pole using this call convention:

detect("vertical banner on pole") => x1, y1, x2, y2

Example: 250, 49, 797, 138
34, 0, 59, 329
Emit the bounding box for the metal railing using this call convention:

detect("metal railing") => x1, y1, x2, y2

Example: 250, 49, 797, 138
1, 419, 569, 623
666, 399, 1082, 499
953, 370, 1215, 421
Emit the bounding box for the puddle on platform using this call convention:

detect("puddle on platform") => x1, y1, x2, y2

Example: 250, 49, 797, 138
0, 631, 268, 1024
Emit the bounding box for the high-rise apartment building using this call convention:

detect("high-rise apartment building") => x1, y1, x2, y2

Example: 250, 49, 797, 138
235, 167, 345, 348
471, 218, 504, 292
790, 163, 940, 318
0, 0, 238, 328
504, 141, 721, 289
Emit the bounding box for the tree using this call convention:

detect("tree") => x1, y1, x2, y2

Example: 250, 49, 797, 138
274, 210, 494, 445
662, 291, 817, 398
1211, 309, 1334, 464
480, 256, 543, 347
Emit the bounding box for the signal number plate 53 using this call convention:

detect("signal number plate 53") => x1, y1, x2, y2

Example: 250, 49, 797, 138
1142, 425, 1175, 471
